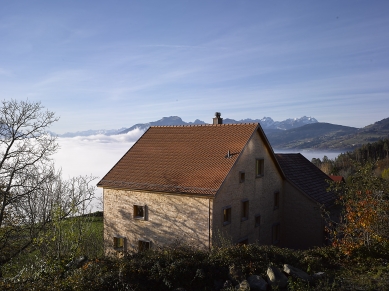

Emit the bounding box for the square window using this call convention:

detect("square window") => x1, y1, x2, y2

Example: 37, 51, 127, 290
223, 207, 231, 225
138, 240, 150, 252
272, 223, 280, 244
256, 159, 264, 177
239, 171, 245, 183
241, 200, 249, 221
113, 237, 125, 249
134, 205, 146, 220
274, 192, 280, 210
255, 214, 261, 227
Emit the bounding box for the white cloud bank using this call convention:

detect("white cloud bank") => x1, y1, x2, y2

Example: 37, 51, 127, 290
53, 128, 144, 178
52, 128, 145, 210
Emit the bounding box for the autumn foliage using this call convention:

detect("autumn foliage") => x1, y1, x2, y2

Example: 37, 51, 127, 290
327, 162, 389, 256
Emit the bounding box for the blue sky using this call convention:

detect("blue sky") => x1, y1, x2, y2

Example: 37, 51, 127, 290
1, 1, 389, 133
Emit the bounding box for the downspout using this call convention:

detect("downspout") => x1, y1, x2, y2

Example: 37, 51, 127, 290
208, 198, 211, 250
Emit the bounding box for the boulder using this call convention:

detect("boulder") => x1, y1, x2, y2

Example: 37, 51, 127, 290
65, 256, 88, 270
283, 264, 311, 281
247, 275, 268, 291
222, 280, 233, 290
267, 266, 288, 288
237, 280, 250, 291
313, 272, 325, 279
229, 264, 245, 285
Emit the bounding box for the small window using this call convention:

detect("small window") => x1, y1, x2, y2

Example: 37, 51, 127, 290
255, 214, 261, 227
274, 191, 280, 210
256, 159, 264, 177
138, 240, 150, 252
239, 171, 245, 183
272, 223, 280, 244
223, 206, 231, 225
241, 200, 249, 221
134, 205, 146, 220
113, 237, 125, 249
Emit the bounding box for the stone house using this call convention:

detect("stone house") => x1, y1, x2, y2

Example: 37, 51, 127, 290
97, 115, 335, 254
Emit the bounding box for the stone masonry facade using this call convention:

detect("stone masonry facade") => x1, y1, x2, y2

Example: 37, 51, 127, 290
104, 188, 213, 255
212, 132, 284, 246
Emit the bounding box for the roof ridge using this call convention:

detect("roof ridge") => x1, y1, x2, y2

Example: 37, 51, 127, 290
151, 123, 258, 128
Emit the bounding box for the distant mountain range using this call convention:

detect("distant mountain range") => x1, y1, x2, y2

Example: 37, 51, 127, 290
268, 117, 389, 151
55, 116, 318, 137
53, 115, 389, 151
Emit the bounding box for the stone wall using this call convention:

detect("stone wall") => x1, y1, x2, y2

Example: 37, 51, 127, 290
103, 188, 212, 255
212, 131, 284, 246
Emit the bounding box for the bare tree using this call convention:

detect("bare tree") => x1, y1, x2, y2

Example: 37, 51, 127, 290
0, 100, 96, 267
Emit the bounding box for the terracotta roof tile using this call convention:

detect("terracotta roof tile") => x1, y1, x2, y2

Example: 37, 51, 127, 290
329, 175, 345, 183
275, 153, 335, 206
98, 123, 259, 195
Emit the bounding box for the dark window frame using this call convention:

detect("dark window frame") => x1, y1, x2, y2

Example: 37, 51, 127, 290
274, 191, 280, 210
239, 171, 245, 183
134, 205, 147, 220
255, 159, 264, 177
241, 199, 249, 221
113, 236, 125, 249
138, 240, 151, 252
223, 206, 232, 226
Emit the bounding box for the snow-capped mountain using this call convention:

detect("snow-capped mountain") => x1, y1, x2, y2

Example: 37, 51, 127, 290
224, 116, 318, 130
52, 116, 318, 137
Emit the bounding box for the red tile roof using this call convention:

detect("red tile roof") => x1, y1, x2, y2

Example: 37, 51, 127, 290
275, 153, 335, 206
329, 175, 345, 183
98, 124, 260, 196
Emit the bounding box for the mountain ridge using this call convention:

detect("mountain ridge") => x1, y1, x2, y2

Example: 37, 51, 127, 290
53, 115, 318, 137
51, 116, 389, 151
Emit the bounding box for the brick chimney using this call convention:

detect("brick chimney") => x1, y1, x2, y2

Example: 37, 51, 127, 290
213, 112, 223, 125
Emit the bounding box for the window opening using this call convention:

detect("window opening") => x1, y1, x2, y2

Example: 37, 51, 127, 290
241, 200, 249, 221
274, 192, 280, 210
239, 171, 245, 183
223, 207, 231, 225
138, 240, 150, 252
272, 223, 280, 244
256, 159, 264, 177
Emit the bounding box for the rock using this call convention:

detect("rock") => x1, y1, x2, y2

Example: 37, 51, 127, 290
267, 266, 288, 288
65, 256, 88, 270
229, 265, 245, 285
247, 275, 268, 291
313, 272, 325, 279
174, 288, 186, 291
222, 280, 233, 290
283, 264, 311, 281
237, 280, 250, 291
